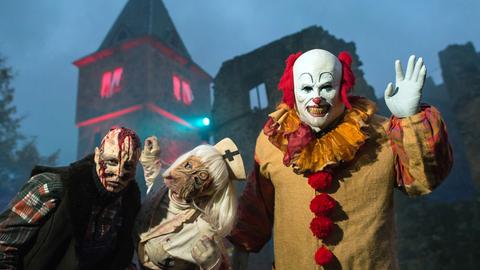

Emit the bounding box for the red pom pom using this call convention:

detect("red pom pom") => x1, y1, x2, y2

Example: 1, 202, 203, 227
307, 171, 332, 191
314, 246, 334, 266
310, 216, 333, 239
338, 51, 355, 110
310, 193, 336, 216
278, 52, 302, 108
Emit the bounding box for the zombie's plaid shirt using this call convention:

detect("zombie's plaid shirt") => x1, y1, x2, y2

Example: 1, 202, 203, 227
0, 171, 124, 269
0, 173, 63, 269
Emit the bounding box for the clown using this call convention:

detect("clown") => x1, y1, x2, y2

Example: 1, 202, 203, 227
229, 49, 452, 270
135, 136, 246, 270
0, 127, 142, 270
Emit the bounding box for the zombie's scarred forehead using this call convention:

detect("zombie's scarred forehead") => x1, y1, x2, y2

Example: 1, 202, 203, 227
100, 127, 141, 153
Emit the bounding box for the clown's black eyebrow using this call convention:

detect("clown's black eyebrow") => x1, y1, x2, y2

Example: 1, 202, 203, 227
318, 72, 334, 81
299, 73, 313, 83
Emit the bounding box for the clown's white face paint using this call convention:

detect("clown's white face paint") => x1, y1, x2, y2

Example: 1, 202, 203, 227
293, 49, 345, 132
94, 128, 140, 193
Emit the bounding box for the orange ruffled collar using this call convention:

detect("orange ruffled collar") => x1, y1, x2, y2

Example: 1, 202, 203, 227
263, 96, 377, 174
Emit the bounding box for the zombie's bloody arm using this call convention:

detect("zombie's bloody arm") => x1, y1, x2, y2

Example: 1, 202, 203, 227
0, 173, 62, 269
227, 160, 274, 252
387, 105, 453, 196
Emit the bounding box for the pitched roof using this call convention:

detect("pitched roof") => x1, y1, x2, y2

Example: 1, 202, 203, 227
98, 0, 190, 58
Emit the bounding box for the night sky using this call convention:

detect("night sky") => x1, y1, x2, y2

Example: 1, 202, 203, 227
0, 0, 478, 164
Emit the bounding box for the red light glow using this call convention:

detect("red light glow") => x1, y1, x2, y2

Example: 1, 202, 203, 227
173, 75, 181, 101
73, 49, 114, 67
76, 105, 142, 127
172, 74, 193, 105
100, 67, 124, 98
76, 103, 194, 129
181, 81, 193, 105
73, 37, 211, 81
146, 103, 194, 129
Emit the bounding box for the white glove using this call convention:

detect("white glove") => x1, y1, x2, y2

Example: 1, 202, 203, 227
191, 235, 221, 270
140, 136, 162, 193
384, 55, 427, 118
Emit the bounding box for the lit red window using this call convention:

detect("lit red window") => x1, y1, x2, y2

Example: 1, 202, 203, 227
172, 74, 193, 105
173, 75, 181, 101
100, 67, 123, 98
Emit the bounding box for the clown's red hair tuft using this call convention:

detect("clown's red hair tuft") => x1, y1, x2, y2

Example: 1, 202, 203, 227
338, 51, 356, 109
278, 52, 302, 108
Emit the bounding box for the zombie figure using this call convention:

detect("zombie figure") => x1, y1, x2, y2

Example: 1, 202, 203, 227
229, 49, 453, 270
135, 136, 245, 270
0, 127, 142, 270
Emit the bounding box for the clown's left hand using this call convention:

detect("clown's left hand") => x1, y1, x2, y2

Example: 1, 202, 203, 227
384, 55, 427, 118
191, 235, 221, 270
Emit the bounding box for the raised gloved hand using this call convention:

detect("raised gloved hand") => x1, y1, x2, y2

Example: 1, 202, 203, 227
384, 55, 427, 118
191, 235, 221, 270
140, 136, 162, 192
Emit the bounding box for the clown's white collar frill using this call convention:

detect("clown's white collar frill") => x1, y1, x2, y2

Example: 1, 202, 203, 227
263, 96, 377, 174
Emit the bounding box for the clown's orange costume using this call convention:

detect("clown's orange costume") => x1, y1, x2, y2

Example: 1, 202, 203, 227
228, 50, 452, 269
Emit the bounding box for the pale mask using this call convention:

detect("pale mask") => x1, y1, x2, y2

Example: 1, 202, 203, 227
293, 49, 345, 132
162, 155, 212, 202
94, 128, 141, 193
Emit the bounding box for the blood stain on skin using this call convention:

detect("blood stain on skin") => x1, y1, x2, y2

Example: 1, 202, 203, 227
116, 128, 141, 177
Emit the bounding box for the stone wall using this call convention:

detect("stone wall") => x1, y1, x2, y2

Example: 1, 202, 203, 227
439, 42, 480, 186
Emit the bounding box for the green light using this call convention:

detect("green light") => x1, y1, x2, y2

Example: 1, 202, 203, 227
202, 117, 210, 126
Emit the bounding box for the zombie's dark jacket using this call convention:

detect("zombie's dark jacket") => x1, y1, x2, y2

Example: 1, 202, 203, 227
0, 154, 141, 270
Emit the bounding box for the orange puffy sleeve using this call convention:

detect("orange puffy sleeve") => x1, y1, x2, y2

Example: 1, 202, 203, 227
387, 105, 453, 196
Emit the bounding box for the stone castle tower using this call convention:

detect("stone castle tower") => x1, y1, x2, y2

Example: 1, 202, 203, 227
73, 0, 212, 163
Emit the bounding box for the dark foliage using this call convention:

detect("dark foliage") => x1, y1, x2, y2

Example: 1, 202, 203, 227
395, 191, 480, 270
0, 56, 58, 209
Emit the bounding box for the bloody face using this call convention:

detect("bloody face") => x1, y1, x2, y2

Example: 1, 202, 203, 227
293, 49, 345, 132
162, 155, 212, 202
94, 128, 141, 193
